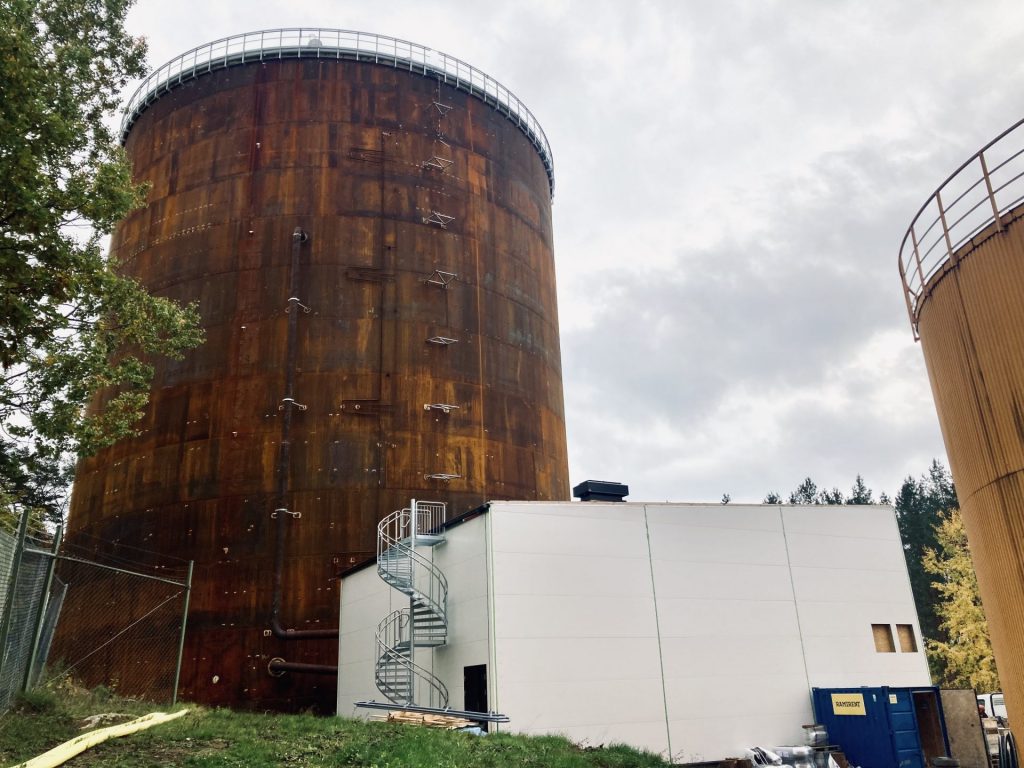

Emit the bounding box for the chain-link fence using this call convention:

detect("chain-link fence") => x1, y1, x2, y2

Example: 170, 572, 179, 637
0, 512, 192, 711
0, 516, 62, 710
47, 540, 191, 704
28, 575, 66, 690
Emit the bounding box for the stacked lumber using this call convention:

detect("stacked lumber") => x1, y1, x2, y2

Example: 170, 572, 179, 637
386, 711, 475, 730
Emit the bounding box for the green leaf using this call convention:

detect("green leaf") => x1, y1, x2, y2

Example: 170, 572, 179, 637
0, 0, 202, 523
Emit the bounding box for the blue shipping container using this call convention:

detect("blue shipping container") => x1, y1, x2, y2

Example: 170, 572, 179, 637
812, 687, 950, 768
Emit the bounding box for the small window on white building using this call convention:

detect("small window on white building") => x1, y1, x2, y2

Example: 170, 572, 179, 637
872, 623, 896, 652
897, 624, 918, 652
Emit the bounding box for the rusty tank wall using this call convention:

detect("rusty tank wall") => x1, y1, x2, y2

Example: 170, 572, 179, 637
915, 204, 1024, 727
62, 56, 569, 710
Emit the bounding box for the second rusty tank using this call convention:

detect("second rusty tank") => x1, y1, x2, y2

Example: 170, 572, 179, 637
62, 28, 569, 710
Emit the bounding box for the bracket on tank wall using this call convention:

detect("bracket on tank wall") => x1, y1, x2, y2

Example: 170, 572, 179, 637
423, 211, 455, 229
426, 336, 458, 346
286, 297, 311, 313
424, 403, 460, 413
423, 270, 457, 288
424, 473, 461, 481
432, 101, 453, 116
271, 508, 302, 519
278, 398, 307, 411
423, 155, 454, 171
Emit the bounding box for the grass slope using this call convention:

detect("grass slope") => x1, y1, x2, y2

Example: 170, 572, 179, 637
0, 684, 671, 768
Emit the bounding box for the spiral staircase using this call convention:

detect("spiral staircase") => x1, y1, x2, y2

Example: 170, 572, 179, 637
374, 500, 449, 708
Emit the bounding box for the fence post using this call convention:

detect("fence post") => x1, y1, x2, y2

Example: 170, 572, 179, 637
172, 560, 193, 706
0, 512, 30, 689
23, 524, 62, 692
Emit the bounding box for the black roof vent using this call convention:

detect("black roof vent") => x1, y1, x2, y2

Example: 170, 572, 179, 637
573, 480, 629, 502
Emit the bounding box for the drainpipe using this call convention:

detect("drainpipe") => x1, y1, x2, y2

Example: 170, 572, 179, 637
268, 227, 338, 675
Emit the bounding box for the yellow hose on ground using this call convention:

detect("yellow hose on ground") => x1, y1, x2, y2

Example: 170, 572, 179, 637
12, 708, 190, 768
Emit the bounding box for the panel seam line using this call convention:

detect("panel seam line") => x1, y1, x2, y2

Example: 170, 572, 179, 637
780, 507, 814, 702
643, 505, 673, 759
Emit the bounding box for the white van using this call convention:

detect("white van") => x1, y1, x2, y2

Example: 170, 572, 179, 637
977, 692, 1007, 720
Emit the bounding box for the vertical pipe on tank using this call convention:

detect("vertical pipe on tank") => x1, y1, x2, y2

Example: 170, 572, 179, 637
269, 227, 337, 648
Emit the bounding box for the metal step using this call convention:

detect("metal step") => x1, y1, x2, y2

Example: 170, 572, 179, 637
412, 620, 445, 630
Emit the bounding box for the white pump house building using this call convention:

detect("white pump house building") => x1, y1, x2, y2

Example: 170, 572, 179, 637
335, 496, 930, 762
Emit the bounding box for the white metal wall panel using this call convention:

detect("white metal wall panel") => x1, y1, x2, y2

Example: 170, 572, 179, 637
337, 501, 929, 761
782, 506, 929, 689
430, 514, 491, 711
488, 502, 669, 753
336, 565, 393, 716
644, 504, 811, 759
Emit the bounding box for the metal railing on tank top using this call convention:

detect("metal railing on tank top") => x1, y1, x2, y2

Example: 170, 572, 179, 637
899, 117, 1024, 338
119, 27, 555, 197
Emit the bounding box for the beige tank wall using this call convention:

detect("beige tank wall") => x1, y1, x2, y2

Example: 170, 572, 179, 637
917, 205, 1024, 728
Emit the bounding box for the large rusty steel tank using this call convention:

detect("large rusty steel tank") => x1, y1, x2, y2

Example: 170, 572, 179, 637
64, 28, 569, 711
899, 117, 1024, 728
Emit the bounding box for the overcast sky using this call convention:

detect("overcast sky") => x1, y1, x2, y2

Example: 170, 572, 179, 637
122, 0, 1024, 503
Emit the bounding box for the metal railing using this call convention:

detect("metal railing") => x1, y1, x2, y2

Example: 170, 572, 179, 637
376, 506, 448, 624
374, 609, 448, 708
414, 501, 447, 538
899, 117, 1024, 338
119, 27, 555, 197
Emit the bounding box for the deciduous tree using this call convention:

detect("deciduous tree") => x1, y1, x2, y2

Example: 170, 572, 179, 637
0, 0, 202, 523
923, 507, 999, 692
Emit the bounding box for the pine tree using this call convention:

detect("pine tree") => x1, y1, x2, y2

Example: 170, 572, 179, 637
923, 508, 999, 692
894, 461, 957, 647
849, 475, 874, 504
789, 478, 819, 505
819, 487, 845, 505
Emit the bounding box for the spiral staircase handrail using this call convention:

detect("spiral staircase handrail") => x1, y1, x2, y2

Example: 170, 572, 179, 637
373, 501, 449, 708
377, 509, 448, 616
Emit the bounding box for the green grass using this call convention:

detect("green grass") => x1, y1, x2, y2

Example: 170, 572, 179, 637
0, 682, 671, 767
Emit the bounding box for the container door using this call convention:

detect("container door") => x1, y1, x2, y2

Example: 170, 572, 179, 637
886, 688, 926, 768
812, 687, 898, 768
913, 689, 949, 763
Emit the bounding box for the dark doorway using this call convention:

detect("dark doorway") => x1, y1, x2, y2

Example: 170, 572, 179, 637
913, 690, 947, 763
464, 664, 487, 714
